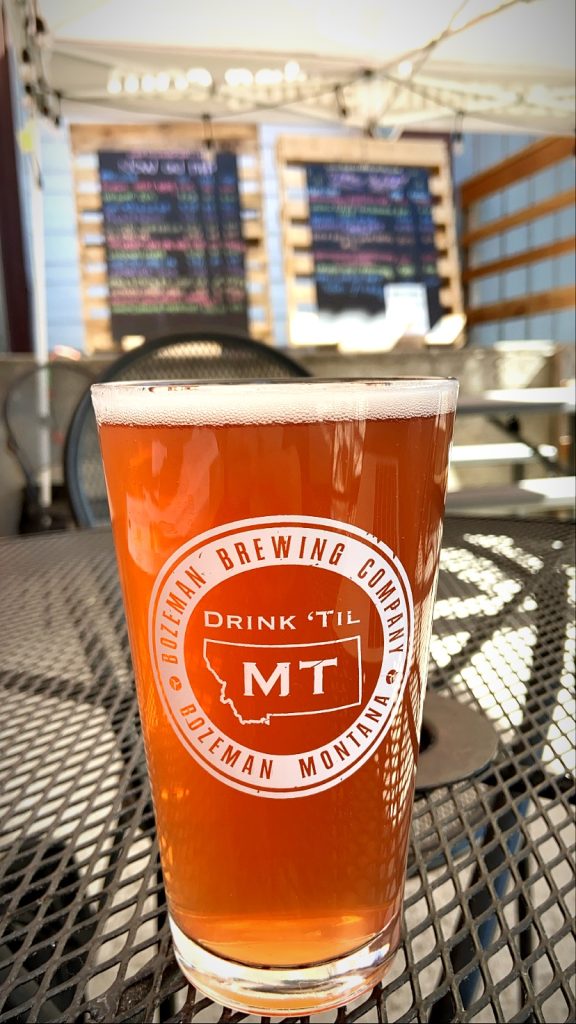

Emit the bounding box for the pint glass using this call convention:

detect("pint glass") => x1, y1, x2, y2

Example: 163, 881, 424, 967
93, 377, 458, 1015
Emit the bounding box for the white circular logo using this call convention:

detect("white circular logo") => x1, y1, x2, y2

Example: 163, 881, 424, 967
149, 516, 414, 798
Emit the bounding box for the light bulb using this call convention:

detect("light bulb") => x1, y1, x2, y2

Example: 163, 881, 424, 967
141, 73, 157, 94
225, 68, 254, 87
396, 59, 413, 80
173, 72, 189, 92
187, 68, 213, 88
255, 68, 283, 86
123, 73, 140, 94
155, 71, 171, 93
284, 60, 301, 82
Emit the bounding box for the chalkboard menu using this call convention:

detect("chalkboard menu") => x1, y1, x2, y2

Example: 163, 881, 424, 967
98, 150, 248, 342
305, 162, 442, 325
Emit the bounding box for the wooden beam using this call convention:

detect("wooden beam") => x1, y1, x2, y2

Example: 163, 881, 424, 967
278, 135, 448, 168
74, 161, 259, 184
284, 198, 309, 221
70, 122, 257, 153
460, 137, 576, 207
461, 189, 576, 247
85, 324, 113, 349
281, 163, 443, 199
463, 237, 576, 282
242, 221, 263, 241
287, 252, 314, 275
249, 320, 270, 340
81, 245, 106, 263
467, 286, 575, 324
76, 193, 101, 212
239, 192, 263, 211
283, 222, 449, 254
245, 247, 268, 267
77, 190, 263, 217
291, 281, 457, 308
430, 201, 452, 226
287, 253, 456, 281
82, 269, 107, 285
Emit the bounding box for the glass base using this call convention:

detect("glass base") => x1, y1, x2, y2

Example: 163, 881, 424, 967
170, 914, 400, 1016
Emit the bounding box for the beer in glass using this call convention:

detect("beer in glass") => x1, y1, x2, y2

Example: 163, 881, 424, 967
92, 377, 458, 1015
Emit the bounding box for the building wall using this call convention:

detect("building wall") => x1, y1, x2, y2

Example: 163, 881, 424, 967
41, 121, 84, 351
451, 131, 575, 347
37, 122, 575, 352
0, 45, 34, 352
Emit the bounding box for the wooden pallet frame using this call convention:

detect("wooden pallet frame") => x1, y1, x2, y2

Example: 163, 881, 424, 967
69, 123, 270, 352
460, 136, 576, 327
276, 135, 462, 346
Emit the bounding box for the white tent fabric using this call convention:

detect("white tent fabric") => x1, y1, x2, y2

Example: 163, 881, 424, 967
8, 0, 576, 132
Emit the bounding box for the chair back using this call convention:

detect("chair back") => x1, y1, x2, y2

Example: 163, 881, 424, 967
3, 362, 94, 527
65, 331, 311, 527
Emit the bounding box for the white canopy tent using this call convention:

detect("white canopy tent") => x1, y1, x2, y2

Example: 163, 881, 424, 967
2, 0, 573, 517
7, 0, 576, 133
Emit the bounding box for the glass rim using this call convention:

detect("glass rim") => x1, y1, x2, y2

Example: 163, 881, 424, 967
92, 376, 459, 393
91, 377, 459, 425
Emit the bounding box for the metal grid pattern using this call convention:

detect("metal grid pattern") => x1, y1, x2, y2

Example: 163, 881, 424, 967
0, 517, 574, 1023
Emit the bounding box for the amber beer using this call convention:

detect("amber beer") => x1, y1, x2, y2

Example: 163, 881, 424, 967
93, 377, 458, 1015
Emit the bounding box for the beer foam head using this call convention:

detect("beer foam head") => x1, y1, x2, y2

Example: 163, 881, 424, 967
92, 378, 458, 427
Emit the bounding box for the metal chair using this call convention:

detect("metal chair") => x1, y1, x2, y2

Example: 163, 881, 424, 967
64, 331, 311, 528
3, 362, 94, 532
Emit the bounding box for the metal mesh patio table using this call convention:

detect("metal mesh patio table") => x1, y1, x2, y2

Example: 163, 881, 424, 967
0, 516, 574, 1023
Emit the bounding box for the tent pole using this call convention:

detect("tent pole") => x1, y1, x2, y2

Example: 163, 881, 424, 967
30, 120, 51, 510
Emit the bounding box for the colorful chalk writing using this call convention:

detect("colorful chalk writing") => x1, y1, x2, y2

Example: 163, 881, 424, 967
305, 163, 442, 322
98, 150, 248, 341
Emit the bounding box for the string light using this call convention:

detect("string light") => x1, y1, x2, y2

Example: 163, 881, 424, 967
123, 73, 140, 95
173, 72, 189, 92
53, 90, 62, 127
14, 1, 60, 125
187, 68, 213, 88
452, 111, 465, 156
107, 75, 122, 95
97, 56, 573, 137
254, 68, 284, 86
106, 62, 310, 96
225, 68, 253, 87
335, 85, 348, 119
396, 60, 413, 80
140, 73, 156, 94
201, 112, 214, 152
14, 0, 574, 134
154, 71, 171, 93
284, 60, 301, 82
20, 47, 35, 84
